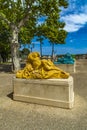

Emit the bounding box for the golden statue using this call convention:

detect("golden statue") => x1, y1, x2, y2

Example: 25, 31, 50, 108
16, 52, 69, 79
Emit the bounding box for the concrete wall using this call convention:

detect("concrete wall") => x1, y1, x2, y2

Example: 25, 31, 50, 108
55, 64, 76, 73
13, 76, 74, 109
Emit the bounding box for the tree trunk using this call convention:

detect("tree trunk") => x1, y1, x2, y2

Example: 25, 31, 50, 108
51, 43, 54, 61
11, 25, 20, 72
40, 42, 42, 59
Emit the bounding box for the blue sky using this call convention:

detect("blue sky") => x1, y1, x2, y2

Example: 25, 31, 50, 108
25, 0, 87, 55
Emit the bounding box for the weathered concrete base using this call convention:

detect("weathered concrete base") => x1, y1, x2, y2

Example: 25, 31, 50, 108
13, 76, 74, 109
55, 64, 76, 73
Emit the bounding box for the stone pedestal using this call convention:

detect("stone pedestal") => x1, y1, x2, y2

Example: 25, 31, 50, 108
13, 76, 74, 109
55, 63, 76, 73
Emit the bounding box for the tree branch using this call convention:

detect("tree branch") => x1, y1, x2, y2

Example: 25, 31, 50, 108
18, 14, 30, 28
18, 0, 36, 29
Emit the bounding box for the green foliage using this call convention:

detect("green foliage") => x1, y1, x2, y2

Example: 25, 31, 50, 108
21, 48, 30, 55
0, 0, 68, 55
19, 48, 30, 60
0, 23, 11, 62
59, 0, 68, 8
71, 54, 76, 59
0, 0, 68, 40
19, 20, 36, 44
36, 0, 68, 45
0, 27, 11, 62
36, 23, 67, 44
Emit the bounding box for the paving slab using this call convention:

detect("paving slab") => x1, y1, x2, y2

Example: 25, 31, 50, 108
0, 62, 87, 130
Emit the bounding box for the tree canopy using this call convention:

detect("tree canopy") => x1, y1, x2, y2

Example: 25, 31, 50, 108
0, 0, 68, 71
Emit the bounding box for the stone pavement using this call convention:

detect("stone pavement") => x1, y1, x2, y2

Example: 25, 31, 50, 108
0, 61, 87, 130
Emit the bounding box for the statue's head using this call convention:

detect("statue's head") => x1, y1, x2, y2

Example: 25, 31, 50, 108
27, 52, 41, 69
27, 52, 40, 62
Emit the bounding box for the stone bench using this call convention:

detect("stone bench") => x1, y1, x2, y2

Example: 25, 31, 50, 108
13, 76, 74, 109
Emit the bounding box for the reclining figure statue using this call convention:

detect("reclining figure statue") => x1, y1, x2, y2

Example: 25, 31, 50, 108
16, 52, 69, 79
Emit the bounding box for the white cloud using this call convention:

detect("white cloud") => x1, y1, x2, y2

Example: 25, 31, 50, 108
62, 14, 87, 24
64, 23, 83, 32
60, 0, 87, 32
61, 13, 87, 32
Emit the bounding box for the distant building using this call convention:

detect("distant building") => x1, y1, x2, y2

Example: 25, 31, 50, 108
75, 54, 87, 59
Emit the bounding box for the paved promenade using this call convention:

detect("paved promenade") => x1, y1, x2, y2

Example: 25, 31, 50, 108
0, 60, 87, 130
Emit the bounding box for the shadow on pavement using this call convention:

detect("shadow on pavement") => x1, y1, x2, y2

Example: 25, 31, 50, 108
7, 92, 13, 100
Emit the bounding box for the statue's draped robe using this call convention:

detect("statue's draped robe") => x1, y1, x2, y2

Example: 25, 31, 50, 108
16, 52, 69, 79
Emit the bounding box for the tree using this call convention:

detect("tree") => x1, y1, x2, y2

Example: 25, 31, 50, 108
0, 0, 68, 71
0, 23, 11, 62
19, 48, 30, 61
0, 0, 37, 72
36, 36, 44, 58
0, 43, 11, 62
21, 48, 30, 55
36, 5, 68, 60
36, 23, 68, 60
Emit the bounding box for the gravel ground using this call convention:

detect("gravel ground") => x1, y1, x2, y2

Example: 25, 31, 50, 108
0, 60, 87, 130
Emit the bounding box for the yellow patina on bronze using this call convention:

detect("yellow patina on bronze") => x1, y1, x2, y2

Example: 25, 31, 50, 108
16, 52, 70, 79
